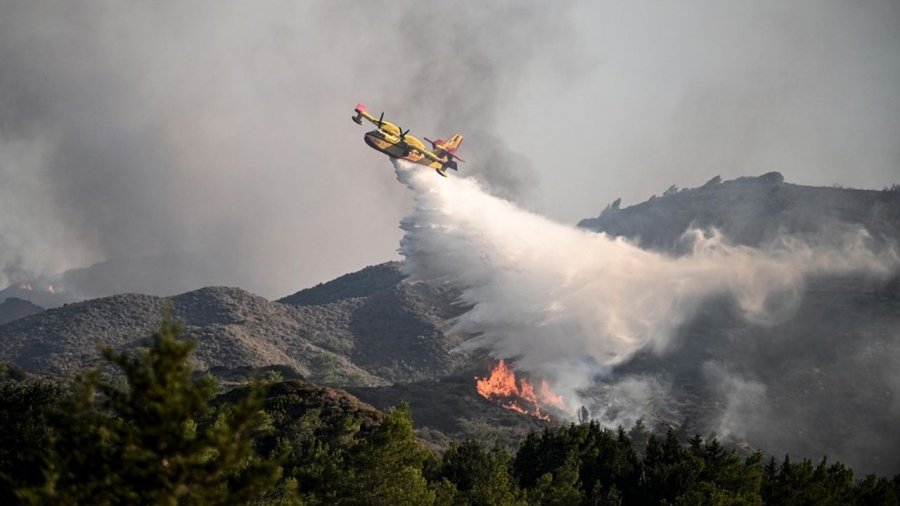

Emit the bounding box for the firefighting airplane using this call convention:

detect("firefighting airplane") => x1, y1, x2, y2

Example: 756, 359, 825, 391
352, 103, 465, 177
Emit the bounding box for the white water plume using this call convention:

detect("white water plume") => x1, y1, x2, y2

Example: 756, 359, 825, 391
395, 160, 897, 404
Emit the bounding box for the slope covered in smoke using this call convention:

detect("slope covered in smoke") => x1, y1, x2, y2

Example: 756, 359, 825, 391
396, 162, 896, 378
613, 286, 900, 475
392, 160, 900, 474
0, 283, 67, 309
0, 253, 248, 308
573, 175, 900, 473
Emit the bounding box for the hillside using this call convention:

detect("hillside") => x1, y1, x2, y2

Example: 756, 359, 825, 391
0, 283, 66, 309
0, 268, 474, 385
587, 284, 899, 475
1, 174, 898, 475
280, 262, 472, 382
0, 287, 381, 385
279, 261, 406, 306
220, 379, 386, 441
347, 372, 550, 450
578, 173, 900, 252
0, 297, 43, 326
574, 174, 900, 475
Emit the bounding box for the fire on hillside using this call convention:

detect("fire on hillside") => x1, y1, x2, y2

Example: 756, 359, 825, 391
17, 283, 55, 293
475, 360, 568, 421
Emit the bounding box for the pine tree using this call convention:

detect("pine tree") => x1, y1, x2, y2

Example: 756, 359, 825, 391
439, 440, 521, 506
17, 313, 282, 505
0, 378, 60, 503
342, 403, 435, 506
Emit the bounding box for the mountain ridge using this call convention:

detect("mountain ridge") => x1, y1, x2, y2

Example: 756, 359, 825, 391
578, 173, 900, 253
1, 174, 898, 473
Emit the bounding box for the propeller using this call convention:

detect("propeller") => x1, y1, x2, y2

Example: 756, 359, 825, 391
397, 127, 412, 156
377, 112, 384, 127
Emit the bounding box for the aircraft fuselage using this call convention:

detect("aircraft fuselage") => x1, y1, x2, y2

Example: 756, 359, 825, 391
364, 129, 446, 171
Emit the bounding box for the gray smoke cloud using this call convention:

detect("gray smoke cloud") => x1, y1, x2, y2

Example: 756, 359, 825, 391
0, 0, 585, 296
500, 0, 900, 222
587, 375, 672, 431
2, 1, 896, 297
702, 361, 769, 440
394, 159, 898, 411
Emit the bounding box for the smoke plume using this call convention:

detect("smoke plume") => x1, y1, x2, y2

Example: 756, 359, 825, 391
395, 160, 898, 406
0, 1, 584, 296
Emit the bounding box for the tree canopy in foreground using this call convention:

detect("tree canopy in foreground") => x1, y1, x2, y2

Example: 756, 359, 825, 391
1, 315, 898, 505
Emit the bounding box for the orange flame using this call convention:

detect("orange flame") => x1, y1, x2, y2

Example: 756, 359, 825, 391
475, 360, 568, 421
18, 283, 33, 291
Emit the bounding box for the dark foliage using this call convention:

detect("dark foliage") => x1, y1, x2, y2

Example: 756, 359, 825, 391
2, 315, 900, 504
0, 377, 61, 504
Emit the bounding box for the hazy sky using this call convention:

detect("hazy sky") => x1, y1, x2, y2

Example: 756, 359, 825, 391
1, 0, 898, 297
507, 0, 900, 221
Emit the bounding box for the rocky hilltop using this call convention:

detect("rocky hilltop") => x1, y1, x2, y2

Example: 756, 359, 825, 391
579, 173, 900, 252
279, 262, 407, 306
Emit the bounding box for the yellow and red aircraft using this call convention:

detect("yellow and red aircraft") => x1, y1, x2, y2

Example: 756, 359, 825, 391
352, 103, 465, 177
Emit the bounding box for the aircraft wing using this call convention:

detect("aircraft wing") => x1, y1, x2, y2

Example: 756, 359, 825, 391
423, 136, 466, 163
408, 146, 443, 163
408, 146, 458, 170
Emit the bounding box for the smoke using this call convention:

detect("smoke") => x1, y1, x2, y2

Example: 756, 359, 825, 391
0, 1, 585, 296
588, 375, 672, 431
502, 1, 900, 223
0, 137, 99, 283
395, 160, 898, 406
702, 361, 769, 440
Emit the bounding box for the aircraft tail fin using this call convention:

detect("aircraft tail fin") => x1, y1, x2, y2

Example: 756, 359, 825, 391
425, 134, 465, 162
443, 134, 464, 153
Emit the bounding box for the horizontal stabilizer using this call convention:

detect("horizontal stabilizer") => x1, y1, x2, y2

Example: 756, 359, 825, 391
424, 135, 466, 162
352, 103, 368, 125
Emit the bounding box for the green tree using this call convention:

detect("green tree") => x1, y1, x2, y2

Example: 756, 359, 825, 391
438, 440, 522, 506
634, 430, 703, 504
762, 454, 857, 506
17, 314, 282, 505
0, 378, 61, 503
342, 403, 434, 506
525, 450, 582, 506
